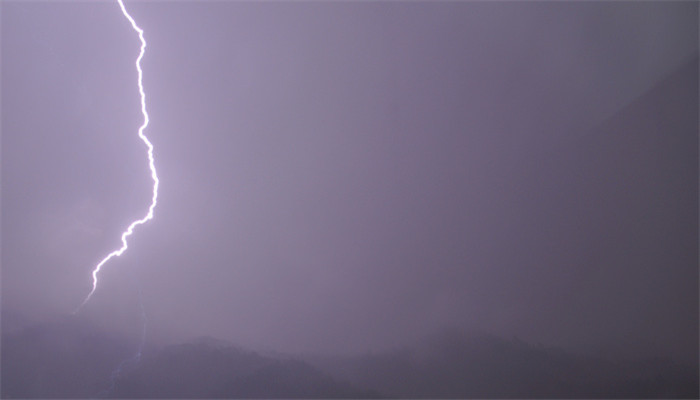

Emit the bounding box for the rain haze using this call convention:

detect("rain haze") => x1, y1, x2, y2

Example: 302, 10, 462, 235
2, 1, 698, 398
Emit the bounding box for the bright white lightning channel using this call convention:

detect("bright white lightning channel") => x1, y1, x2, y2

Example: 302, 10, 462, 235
76, 0, 158, 311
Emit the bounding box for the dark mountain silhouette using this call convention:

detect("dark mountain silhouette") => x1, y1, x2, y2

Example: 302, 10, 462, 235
111, 338, 378, 398
0, 317, 378, 398
2, 317, 697, 398
465, 54, 698, 363
307, 328, 698, 398
556, 55, 697, 362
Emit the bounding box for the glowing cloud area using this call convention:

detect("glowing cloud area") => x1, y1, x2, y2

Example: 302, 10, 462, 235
76, 0, 159, 311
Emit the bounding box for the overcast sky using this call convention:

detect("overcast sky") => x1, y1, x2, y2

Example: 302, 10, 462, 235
2, 0, 698, 361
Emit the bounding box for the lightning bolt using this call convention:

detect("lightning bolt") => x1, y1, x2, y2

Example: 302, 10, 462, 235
76, 0, 158, 312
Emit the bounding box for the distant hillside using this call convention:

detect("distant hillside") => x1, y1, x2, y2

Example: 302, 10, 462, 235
111, 339, 378, 398
470, 54, 698, 363
307, 328, 699, 398
0, 317, 377, 398
2, 318, 697, 398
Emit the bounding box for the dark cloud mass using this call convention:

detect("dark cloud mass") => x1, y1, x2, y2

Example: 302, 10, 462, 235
2, 0, 698, 397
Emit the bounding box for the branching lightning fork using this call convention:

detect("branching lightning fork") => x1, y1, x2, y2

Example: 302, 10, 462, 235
76, 0, 159, 311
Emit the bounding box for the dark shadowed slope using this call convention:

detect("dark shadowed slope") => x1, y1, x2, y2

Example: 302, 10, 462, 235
307, 328, 698, 398
569, 55, 699, 363
110, 338, 378, 398
1, 318, 378, 399
564, 54, 699, 363
2, 318, 696, 398
468, 54, 698, 364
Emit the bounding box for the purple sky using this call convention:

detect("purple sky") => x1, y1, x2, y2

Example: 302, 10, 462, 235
2, 1, 698, 361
